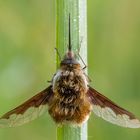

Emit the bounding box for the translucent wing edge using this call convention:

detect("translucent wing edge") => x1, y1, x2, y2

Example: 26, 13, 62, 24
88, 86, 140, 128
0, 85, 53, 127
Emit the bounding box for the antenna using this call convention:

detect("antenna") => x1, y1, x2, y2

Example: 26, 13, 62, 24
68, 14, 72, 51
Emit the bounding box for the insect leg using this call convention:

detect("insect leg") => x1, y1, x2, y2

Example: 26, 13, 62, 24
55, 48, 62, 61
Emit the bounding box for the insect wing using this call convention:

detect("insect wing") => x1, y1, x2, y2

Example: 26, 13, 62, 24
0, 86, 53, 127
88, 86, 140, 128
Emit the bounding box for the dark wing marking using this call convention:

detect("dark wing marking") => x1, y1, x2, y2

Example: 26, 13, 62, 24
87, 86, 140, 128
0, 85, 53, 127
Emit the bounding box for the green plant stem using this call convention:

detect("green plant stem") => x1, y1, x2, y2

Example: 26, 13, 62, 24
56, 0, 87, 140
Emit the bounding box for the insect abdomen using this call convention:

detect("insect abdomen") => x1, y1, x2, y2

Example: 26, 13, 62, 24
48, 90, 92, 125
48, 70, 92, 125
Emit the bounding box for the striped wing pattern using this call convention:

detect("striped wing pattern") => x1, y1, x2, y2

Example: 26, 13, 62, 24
88, 86, 140, 128
0, 86, 53, 127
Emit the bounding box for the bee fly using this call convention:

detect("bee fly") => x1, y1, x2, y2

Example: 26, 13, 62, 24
0, 16, 140, 129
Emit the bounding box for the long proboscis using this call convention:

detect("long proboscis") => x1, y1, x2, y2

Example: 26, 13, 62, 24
68, 14, 72, 51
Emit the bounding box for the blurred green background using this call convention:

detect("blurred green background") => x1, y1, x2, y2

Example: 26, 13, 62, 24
0, 0, 140, 140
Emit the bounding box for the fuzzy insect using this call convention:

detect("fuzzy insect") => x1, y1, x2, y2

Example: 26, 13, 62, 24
0, 16, 140, 128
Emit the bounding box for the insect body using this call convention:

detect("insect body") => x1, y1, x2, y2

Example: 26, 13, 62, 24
49, 55, 92, 125
0, 16, 140, 128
